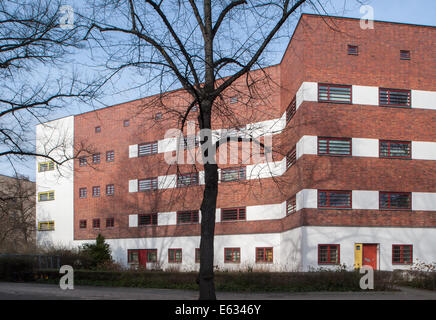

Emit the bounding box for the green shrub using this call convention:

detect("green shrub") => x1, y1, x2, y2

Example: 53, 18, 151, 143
80, 234, 112, 269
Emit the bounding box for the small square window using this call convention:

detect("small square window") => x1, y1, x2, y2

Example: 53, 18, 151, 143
230, 96, 238, 103
79, 157, 87, 167
168, 249, 182, 263
79, 220, 87, 229
155, 112, 162, 120
95, 126, 101, 133
318, 244, 340, 264
92, 218, 100, 229
92, 186, 100, 197
123, 120, 130, 127
256, 247, 273, 263
106, 150, 115, 162
79, 188, 87, 199
106, 217, 114, 228
106, 184, 114, 196
400, 50, 411, 60
347, 45, 359, 55
92, 153, 101, 164
224, 248, 241, 263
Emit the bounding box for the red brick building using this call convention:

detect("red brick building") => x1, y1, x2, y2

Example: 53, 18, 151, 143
36, 14, 436, 271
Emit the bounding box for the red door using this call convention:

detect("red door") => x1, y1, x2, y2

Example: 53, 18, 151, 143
362, 244, 378, 270
138, 250, 148, 268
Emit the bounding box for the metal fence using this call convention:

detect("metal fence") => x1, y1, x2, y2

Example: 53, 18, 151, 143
0, 253, 60, 269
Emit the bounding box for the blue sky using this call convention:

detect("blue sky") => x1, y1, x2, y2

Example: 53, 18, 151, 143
1, 0, 435, 181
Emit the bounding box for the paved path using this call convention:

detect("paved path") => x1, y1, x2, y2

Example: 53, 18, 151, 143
0, 282, 435, 300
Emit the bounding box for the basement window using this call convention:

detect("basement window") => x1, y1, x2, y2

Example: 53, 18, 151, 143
318, 137, 352, 156
380, 192, 411, 210
256, 247, 273, 263
318, 84, 352, 104
392, 245, 413, 264
318, 190, 352, 208
318, 244, 340, 264
177, 211, 199, 224
221, 207, 246, 221
224, 248, 241, 263
168, 249, 182, 263
379, 88, 411, 108
379, 140, 411, 159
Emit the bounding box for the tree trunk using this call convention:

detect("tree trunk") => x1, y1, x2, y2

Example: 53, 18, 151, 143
198, 98, 218, 300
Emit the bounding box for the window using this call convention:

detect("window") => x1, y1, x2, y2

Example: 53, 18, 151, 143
92, 186, 100, 197
177, 211, 199, 224
79, 220, 87, 229
79, 157, 87, 167
318, 244, 340, 264
286, 196, 297, 215
379, 88, 411, 107
286, 146, 296, 169
138, 213, 158, 226
92, 218, 100, 229
138, 177, 158, 191
230, 96, 238, 104
318, 137, 352, 156
79, 188, 87, 199
392, 245, 413, 264
224, 248, 241, 263
400, 50, 411, 60
155, 112, 162, 120
147, 250, 157, 262
286, 96, 297, 124
177, 173, 199, 187
38, 221, 55, 231
106, 217, 114, 228
380, 192, 411, 210
221, 207, 246, 221
318, 84, 352, 103
38, 161, 55, 172
138, 141, 158, 156
92, 153, 101, 164
379, 140, 411, 159
95, 126, 101, 133
168, 249, 182, 263
128, 250, 139, 263
106, 150, 115, 162
178, 135, 199, 150
256, 247, 273, 263
221, 167, 246, 182
38, 191, 55, 202
318, 190, 352, 208
123, 120, 130, 127
106, 184, 114, 196
347, 44, 359, 55
195, 248, 200, 263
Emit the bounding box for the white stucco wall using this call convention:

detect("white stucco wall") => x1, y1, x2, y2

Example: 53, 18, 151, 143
35, 116, 75, 248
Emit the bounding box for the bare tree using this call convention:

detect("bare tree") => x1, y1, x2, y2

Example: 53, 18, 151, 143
81, 0, 356, 299
0, 0, 96, 167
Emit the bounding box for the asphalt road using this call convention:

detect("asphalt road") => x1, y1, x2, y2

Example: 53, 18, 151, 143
0, 282, 435, 300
